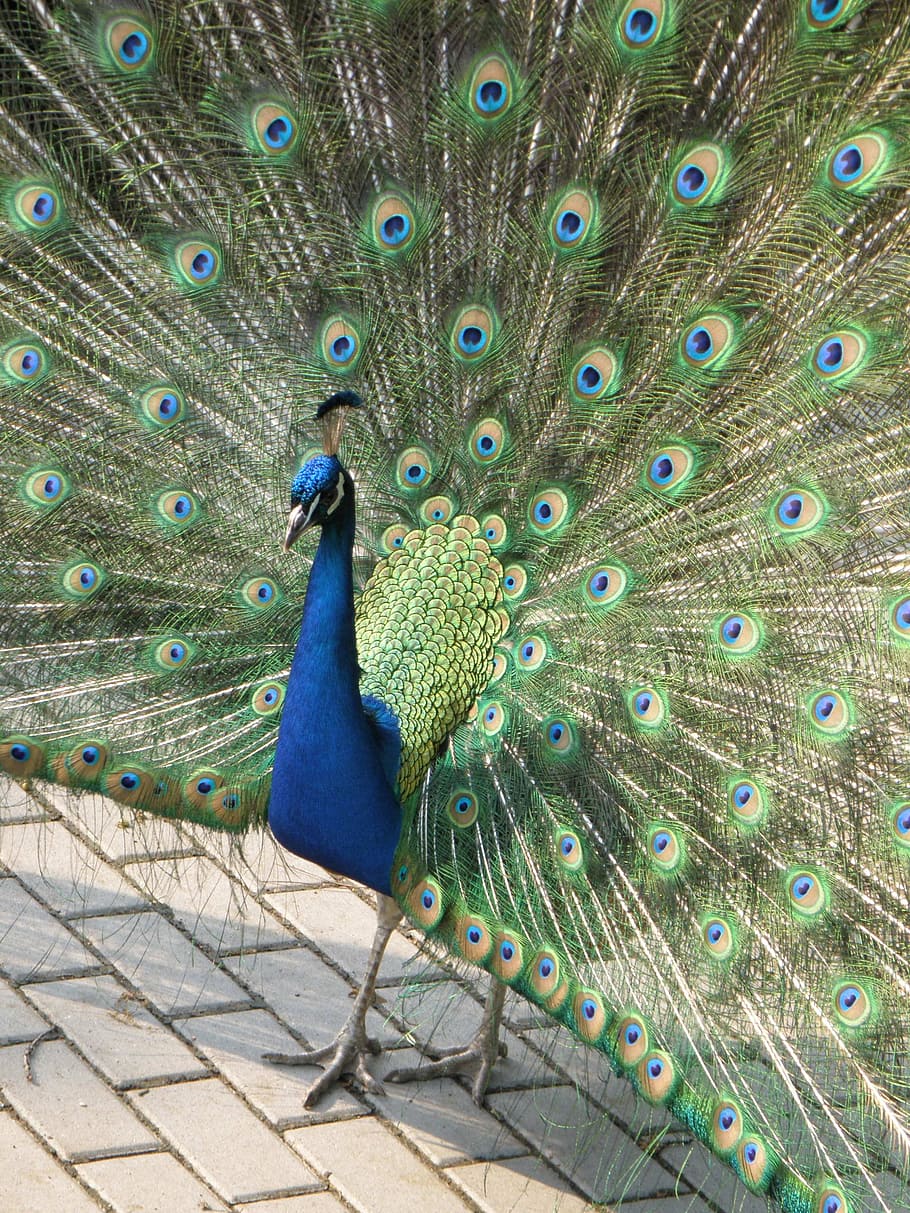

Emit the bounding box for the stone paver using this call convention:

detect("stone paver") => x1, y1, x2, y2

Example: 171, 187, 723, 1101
77, 1151, 230, 1212
127, 1077, 323, 1204
0, 1108, 100, 1212
0, 1038, 159, 1162
26, 975, 209, 1088
1, 776, 752, 1212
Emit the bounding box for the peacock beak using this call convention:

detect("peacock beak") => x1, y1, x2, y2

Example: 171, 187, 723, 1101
283, 502, 315, 550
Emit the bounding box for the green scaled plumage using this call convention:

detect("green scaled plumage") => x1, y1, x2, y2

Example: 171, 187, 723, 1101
2, 1, 910, 1210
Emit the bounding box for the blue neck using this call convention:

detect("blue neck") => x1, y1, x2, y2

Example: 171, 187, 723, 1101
268, 493, 402, 895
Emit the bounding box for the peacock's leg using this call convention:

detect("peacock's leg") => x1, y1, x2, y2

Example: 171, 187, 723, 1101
264, 893, 402, 1107
385, 977, 506, 1104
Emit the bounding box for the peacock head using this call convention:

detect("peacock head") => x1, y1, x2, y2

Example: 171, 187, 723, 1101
284, 454, 349, 549
283, 390, 362, 550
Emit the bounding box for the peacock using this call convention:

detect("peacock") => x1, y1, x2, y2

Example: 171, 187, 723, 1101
1, 0, 909, 1209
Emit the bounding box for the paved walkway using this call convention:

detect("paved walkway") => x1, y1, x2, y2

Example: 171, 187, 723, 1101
0, 777, 765, 1213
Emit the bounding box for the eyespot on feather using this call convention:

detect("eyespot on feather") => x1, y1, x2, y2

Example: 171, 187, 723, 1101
701, 914, 736, 960
890, 801, 910, 851
636, 1050, 676, 1104
734, 1136, 777, 1192
808, 690, 851, 737
826, 133, 888, 190
381, 523, 409, 552
420, 495, 455, 525
543, 716, 576, 755
320, 316, 362, 370
240, 577, 280, 610
727, 778, 768, 828
469, 55, 514, 120
454, 913, 493, 964
516, 635, 547, 672
251, 680, 285, 716
572, 990, 607, 1042
711, 1099, 744, 1154
716, 612, 762, 655
151, 637, 194, 673
451, 306, 495, 362
396, 447, 433, 490
13, 183, 62, 231
173, 239, 221, 287
832, 979, 874, 1029
480, 514, 508, 547
618, 0, 666, 48
771, 488, 826, 535
584, 563, 629, 607
252, 102, 297, 154
811, 330, 867, 380
645, 445, 695, 492
407, 877, 445, 929
628, 686, 667, 729
3, 341, 49, 383
372, 194, 416, 252
0, 736, 45, 777
155, 489, 200, 527
501, 565, 528, 600
814, 1181, 852, 1213
550, 189, 595, 251
491, 932, 524, 982
570, 347, 619, 401
105, 17, 154, 72
555, 829, 584, 872
528, 488, 570, 535
469, 418, 506, 463
183, 769, 225, 811
140, 386, 185, 428
671, 144, 725, 206
614, 1015, 649, 1066
786, 867, 828, 919
105, 766, 169, 808
447, 790, 478, 827
63, 740, 109, 783
23, 468, 70, 509
61, 561, 105, 599
647, 824, 684, 873
680, 315, 734, 368
479, 701, 506, 737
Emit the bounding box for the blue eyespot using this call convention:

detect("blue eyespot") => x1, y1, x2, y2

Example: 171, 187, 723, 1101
823, 1197, 843, 1213
190, 249, 215, 280
652, 830, 671, 854
649, 455, 674, 485
707, 922, 725, 944
548, 722, 563, 744
815, 337, 844, 373
467, 925, 482, 944
81, 746, 100, 765
811, 0, 843, 18
722, 616, 744, 643
196, 777, 215, 795
42, 475, 62, 499
534, 500, 552, 523
170, 643, 186, 663
380, 214, 411, 246
158, 393, 179, 420
457, 325, 487, 356
719, 1106, 737, 1131
648, 1058, 664, 1079
837, 986, 860, 1013
561, 836, 575, 857
119, 772, 139, 791
330, 335, 354, 363
475, 80, 506, 113
422, 889, 436, 911
814, 694, 837, 722
477, 434, 497, 456
257, 583, 274, 603
264, 116, 294, 149
733, 782, 754, 807
10, 743, 30, 762
221, 793, 239, 811
625, 1024, 641, 1045
625, 8, 656, 42
589, 571, 610, 596
575, 362, 603, 394
794, 875, 814, 899
581, 998, 597, 1021
635, 692, 653, 716
500, 941, 514, 961
685, 326, 713, 361
777, 492, 804, 525
79, 567, 96, 589
554, 209, 584, 243
832, 143, 863, 183
538, 958, 553, 979
119, 30, 149, 65
675, 164, 707, 200
744, 1143, 758, 1165
30, 192, 56, 224
19, 349, 41, 377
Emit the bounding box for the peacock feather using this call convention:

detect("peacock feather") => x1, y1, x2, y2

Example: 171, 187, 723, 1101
2, 1, 909, 1210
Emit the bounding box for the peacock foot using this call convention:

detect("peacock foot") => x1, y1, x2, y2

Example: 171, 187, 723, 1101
264, 893, 402, 1107
264, 1018, 385, 1107
385, 979, 506, 1104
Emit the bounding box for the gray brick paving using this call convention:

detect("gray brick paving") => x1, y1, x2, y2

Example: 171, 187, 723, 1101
0, 777, 759, 1211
